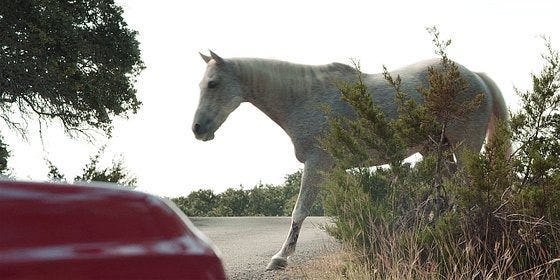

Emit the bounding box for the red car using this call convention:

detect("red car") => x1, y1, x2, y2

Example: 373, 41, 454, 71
0, 180, 226, 280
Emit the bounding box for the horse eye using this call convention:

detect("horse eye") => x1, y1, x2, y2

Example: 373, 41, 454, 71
207, 81, 218, 89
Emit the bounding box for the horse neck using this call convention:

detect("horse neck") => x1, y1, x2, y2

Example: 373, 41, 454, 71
233, 59, 319, 128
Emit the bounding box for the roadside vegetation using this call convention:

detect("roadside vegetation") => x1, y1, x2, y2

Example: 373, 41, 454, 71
171, 170, 325, 217
316, 28, 560, 279
46, 146, 138, 188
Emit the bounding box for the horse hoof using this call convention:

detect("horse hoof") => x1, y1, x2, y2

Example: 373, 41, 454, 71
266, 257, 288, 270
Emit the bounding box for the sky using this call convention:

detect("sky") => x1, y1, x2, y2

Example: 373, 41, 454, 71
3, 0, 560, 197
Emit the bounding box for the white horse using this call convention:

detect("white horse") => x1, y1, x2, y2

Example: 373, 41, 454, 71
192, 51, 507, 270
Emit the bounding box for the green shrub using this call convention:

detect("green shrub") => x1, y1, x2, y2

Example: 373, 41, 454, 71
213, 187, 250, 216
320, 30, 560, 279
171, 169, 324, 217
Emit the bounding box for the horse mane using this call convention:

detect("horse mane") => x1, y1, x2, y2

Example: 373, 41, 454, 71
326, 62, 356, 73
230, 58, 356, 96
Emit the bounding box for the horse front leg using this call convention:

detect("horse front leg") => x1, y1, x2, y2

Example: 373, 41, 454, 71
266, 155, 328, 270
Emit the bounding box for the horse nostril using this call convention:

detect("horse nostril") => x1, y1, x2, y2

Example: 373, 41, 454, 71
193, 123, 201, 134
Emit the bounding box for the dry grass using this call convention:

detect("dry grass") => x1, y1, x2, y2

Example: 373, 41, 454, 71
286, 247, 372, 280
290, 246, 560, 280
285, 221, 560, 280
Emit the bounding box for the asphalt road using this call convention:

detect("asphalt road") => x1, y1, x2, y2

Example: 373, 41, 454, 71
191, 216, 337, 279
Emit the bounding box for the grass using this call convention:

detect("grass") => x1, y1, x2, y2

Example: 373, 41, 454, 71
293, 243, 560, 280
292, 219, 560, 280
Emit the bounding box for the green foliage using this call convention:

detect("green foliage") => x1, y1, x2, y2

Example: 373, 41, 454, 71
0, 0, 144, 174
47, 146, 138, 188
320, 30, 560, 279
0, 136, 9, 175
46, 159, 65, 181
177, 189, 218, 217
213, 187, 249, 216
171, 170, 324, 217
323, 169, 372, 247
0, 0, 144, 134
510, 37, 560, 221
421, 27, 485, 126
458, 121, 513, 216
74, 152, 137, 188
247, 183, 292, 216
321, 27, 481, 231
320, 62, 406, 169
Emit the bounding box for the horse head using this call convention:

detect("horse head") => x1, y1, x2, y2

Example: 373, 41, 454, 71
192, 51, 245, 141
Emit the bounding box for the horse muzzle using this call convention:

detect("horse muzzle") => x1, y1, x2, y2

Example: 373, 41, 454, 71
192, 123, 215, 141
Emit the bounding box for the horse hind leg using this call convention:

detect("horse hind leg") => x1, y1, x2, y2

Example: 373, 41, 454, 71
266, 154, 328, 270
450, 127, 487, 168
419, 136, 458, 174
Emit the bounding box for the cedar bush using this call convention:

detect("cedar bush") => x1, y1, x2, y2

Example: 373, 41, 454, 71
320, 29, 560, 279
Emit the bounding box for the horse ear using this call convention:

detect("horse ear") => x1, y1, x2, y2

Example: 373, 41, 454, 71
200, 52, 212, 63
209, 50, 225, 65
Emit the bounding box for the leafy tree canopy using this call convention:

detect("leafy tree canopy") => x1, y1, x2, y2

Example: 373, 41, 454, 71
0, 0, 144, 135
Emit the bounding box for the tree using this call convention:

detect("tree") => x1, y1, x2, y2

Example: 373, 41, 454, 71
183, 189, 218, 217
319, 31, 560, 278
46, 158, 65, 181
73, 149, 137, 188
168, 170, 325, 217
413, 27, 484, 214
0, 0, 144, 165
246, 183, 288, 216
0, 136, 9, 175
510, 37, 560, 220
213, 187, 249, 216
47, 146, 138, 188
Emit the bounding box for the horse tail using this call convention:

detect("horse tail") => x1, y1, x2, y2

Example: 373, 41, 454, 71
476, 72, 511, 156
